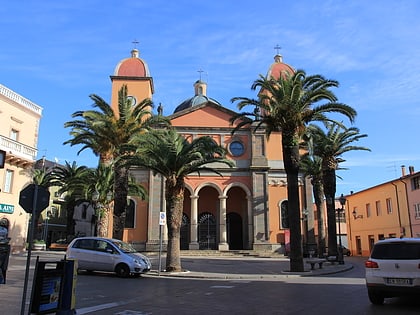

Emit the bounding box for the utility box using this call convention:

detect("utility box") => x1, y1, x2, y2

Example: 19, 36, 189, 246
30, 259, 77, 315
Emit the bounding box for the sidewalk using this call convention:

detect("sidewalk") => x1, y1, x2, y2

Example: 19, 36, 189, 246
144, 254, 354, 280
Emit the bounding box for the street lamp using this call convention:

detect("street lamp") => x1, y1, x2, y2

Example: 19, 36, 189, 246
301, 209, 309, 256
336, 194, 346, 265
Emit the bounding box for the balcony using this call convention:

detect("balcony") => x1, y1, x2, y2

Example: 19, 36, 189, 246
0, 135, 37, 168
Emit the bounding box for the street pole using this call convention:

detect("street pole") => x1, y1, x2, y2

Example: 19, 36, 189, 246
337, 194, 346, 265
337, 208, 343, 264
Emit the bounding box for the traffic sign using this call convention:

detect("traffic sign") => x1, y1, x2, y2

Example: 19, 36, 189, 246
19, 184, 50, 214
159, 212, 166, 225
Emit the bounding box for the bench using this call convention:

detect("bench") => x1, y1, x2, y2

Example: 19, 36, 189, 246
326, 256, 337, 264
306, 258, 326, 270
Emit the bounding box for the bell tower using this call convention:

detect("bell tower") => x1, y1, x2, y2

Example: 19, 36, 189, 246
110, 45, 154, 112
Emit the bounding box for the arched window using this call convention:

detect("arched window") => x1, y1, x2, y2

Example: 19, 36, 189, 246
280, 200, 289, 229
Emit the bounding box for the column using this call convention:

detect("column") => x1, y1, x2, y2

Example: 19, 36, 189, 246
189, 195, 199, 250
247, 196, 253, 249
218, 196, 229, 251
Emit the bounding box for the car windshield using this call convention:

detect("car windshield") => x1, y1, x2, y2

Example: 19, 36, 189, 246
112, 240, 137, 253
371, 242, 420, 260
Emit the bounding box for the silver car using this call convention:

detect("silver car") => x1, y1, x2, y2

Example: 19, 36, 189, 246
66, 237, 151, 277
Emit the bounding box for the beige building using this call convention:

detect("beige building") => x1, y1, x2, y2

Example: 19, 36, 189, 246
0, 84, 42, 252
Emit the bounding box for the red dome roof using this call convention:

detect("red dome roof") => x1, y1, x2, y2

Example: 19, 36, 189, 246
266, 54, 294, 79
113, 49, 151, 77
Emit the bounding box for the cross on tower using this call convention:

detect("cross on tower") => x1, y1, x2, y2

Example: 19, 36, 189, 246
198, 69, 204, 81
274, 44, 282, 55
132, 39, 139, 49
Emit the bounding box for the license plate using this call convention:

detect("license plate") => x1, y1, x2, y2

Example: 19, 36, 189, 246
386, 278, 413, 286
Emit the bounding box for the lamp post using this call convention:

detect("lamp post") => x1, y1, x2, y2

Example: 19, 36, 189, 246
301, 209, 309, 256
336, 194, 346, 265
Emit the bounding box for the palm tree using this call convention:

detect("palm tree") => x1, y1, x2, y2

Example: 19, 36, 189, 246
64, 85, 169, 239
28, 167, 56, 241
231, 70, 356, 272
310, 122, 370, 257
123, 128, 234, 272
50, 161, 91, 237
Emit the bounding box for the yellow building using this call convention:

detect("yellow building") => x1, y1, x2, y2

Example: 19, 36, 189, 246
345, 166, 414, 256
0, 84, 42, 252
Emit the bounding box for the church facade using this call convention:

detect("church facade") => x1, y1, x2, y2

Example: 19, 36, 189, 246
111, 49, 314, 253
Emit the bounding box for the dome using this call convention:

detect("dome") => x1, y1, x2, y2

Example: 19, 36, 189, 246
266, 54, 295, 79
113, 49, 151, 77
174, 80, 222, 113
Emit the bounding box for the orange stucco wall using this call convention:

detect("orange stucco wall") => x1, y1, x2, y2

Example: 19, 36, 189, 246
346, 180, 411, 256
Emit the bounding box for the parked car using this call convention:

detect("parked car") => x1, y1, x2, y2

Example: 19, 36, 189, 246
341, 246, 351, 256
365, 238, 420, 305
66, 237, 151, 277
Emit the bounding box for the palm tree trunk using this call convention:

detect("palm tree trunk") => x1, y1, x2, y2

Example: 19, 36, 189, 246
113, 164, 129, 240
323, 169, 338, 257
283, 142, 304, 272
97, 207, 109, 237
165, 182, 184, 272
311, 177, 326, 257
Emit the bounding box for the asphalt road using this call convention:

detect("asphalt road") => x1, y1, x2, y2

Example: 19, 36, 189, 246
1, 252, 420, 315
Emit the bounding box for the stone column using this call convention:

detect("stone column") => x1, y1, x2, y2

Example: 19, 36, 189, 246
189, 195, 199, 250
218, 196, 229, 251
247, 195, 253, 249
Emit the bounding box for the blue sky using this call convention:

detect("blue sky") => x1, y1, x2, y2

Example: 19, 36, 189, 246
1, 0, 419, 197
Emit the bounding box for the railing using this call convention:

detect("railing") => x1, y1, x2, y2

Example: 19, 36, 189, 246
0, 84, 43, 115
0, 135, 37, 161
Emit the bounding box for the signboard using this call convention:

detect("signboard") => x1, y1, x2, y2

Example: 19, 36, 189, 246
0, 203, 14, 214
159, 212, 166, 225
19, 184, 50, 214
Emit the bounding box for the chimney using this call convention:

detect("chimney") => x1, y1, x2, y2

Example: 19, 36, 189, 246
409, 166, 415, 175
401, 165, 406, 177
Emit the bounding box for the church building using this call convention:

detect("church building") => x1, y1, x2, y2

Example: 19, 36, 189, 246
110, 48, 314, 253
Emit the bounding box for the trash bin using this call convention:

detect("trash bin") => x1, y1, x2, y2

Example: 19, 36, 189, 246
0, 238, 11, 284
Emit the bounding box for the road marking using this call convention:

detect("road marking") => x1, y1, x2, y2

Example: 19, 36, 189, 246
210, 285, 235, 288
116, 311, 152, 315
77, 302, 127, 314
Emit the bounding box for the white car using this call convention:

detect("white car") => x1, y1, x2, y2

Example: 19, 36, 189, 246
66, 237, 151, 277
365, 238, 420, 305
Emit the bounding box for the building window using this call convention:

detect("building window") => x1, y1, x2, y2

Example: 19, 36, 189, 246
280, 200, 289, 229
386, 198, 392, 214
4, 169, 14, 193
375, 200, 381, 216
414, 203, 420, 219
10, 129, 19, 141
124, 199, 135, 228
229, 141, 245, 157
366, 203, 371, 218
412, 176, 420, 190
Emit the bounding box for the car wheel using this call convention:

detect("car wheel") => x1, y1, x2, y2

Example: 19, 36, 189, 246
115, 264, 130, 278
368, 289, 384, 305
346, 251, 351, 256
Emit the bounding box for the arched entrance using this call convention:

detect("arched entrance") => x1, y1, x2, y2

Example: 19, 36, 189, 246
227, 212, 243, 250
180, 213, 190, 250
198, 212, 216, 250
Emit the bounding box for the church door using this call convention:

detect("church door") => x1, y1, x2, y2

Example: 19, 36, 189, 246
198, 212, 216, 250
